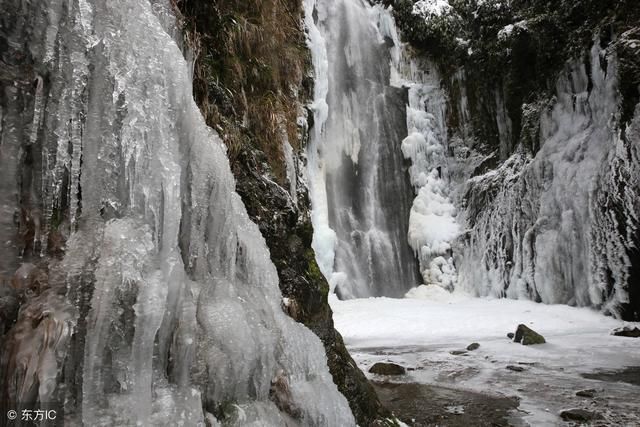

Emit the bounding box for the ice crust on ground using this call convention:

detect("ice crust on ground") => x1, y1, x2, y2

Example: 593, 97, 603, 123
332, 293, 640, 425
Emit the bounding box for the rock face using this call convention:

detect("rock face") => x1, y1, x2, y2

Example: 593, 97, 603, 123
369, 362, 407, 376
514, 324, 546, 345
388, 0, 640, 321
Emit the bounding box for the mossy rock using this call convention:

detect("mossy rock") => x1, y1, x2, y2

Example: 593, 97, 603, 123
513, 324, 546, 345
369, 362, 407, 376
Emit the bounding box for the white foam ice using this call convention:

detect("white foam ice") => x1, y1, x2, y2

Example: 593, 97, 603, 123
374, 5, 460, 289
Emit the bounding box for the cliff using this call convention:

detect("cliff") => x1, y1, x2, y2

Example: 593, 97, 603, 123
387, 0, 640, 320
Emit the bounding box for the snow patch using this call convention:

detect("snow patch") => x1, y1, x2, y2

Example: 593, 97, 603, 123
412, 0, 452, 18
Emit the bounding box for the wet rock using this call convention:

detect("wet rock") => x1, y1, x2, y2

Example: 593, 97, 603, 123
270, 369, 301, 418
576, 389, 597, 398
507, 332, 515, 339
506, 365, 525, 372
466, 342, 480, 351
372, 381, 521, 427
513, 324, 546, 345
1, 290, 77, 406
559, 408, 602, 422
450, 350, 468, 356
281, 297, 302, 321
10, 263, 48, 299
611, 326, 640, 337
369, 362, 406, 376
0, 282, 19, 334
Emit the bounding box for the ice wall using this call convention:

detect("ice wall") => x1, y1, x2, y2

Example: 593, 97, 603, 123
305, 0, 420, 299
458, 42, 640, 318
0, 0, 355, 425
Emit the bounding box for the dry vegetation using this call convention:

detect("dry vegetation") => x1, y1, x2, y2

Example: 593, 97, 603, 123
177, 0, 311, 181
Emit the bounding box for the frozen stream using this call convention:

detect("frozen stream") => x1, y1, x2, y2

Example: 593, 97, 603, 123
332, 288, 640, 425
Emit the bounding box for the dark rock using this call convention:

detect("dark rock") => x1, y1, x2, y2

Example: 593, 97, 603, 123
450, 350, 468, 356
611, 326, 640, 337
372, 381, 522, 427
0, 282, 19, 335
514, 324, 546, 345
559, 408, 601, 422
506, 365, 525, 372
507, 332, 515, 339
576, 389, 597, 398
467, 342, 480, 351
369, 362, 406, 376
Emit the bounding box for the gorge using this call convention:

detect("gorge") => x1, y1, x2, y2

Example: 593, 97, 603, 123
1, 0, 639, 426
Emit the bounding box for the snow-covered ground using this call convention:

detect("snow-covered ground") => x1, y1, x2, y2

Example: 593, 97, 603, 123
331, 286, 640, 425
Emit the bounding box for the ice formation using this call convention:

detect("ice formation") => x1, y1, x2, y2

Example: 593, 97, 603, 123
0, 0, 355, 425
457, 41, 640, 317
305, 0, 420, 299
374, 6, 460, 289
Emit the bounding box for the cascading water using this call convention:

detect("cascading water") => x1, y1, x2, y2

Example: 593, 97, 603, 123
306, 0, 420, 299
0, 0, 355, 425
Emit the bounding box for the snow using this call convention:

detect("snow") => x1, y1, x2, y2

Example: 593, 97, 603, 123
412, 0, 452, 18
497, 20, 528, 40
332, 292, 640, 424
332, 291, 637, 351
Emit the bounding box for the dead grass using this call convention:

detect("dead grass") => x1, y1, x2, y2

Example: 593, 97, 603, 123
178, 0, 311, 182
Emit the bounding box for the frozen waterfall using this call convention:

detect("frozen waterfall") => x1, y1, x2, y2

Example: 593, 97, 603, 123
457, 41, 640, 318
305, 0, 421, 299
0, 0, 355, 425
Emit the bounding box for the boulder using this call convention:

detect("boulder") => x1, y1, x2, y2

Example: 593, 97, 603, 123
467, 342, 480, 351
450, 350, 468, 356
576, 389, 596, 398
513, 324, 546, 345
559, 408, 601, 422
506, 365, 525, 372
611, 326, 640, 337
369, 362, 406, 376
507, 332, 515, 339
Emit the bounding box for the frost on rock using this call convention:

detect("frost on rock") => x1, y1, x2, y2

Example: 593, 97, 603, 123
412, 0, 452, 18
0, 0, 355, 425
497, 20, 528, 40
458, 41, 640, 318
